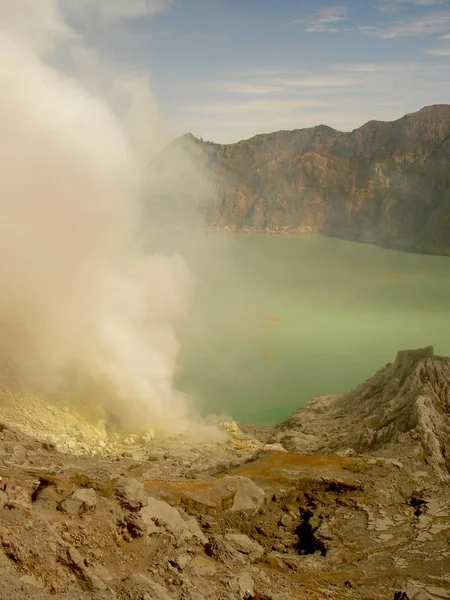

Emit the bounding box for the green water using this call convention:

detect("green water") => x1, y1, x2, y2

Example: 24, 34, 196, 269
156, 234, 450, 425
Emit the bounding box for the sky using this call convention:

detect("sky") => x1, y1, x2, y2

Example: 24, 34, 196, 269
65, 0, 450, 143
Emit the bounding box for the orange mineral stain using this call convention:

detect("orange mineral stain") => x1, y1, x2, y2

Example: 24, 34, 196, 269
265, 314, 282, 322
240, 309, 282, 323
386, 271, 425, 283
424, 306, 437, 313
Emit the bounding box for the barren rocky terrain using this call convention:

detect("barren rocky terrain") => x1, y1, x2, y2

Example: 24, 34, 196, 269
1, 346, 449, 599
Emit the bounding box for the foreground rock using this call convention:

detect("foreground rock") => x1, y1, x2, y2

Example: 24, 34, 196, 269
0, 347, 449, 599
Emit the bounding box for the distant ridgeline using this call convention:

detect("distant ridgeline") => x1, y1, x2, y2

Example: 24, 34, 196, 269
147, 105, 450, 256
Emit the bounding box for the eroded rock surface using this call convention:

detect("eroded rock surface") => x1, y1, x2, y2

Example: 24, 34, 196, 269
0, 347, 449, 599
276, 346, 450, 480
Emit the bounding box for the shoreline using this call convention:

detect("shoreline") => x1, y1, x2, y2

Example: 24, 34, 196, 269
146, 225, 450, 257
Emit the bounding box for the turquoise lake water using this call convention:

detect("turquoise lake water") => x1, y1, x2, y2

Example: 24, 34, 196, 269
154, 234, 450, 425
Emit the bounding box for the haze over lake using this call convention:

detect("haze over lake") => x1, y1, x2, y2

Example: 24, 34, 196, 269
153, 234, 450, 424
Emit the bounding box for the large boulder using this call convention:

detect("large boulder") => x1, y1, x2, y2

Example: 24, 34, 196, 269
115, 477, 148, 511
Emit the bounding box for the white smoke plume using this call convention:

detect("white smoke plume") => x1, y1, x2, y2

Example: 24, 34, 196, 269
0, 0, 199, 434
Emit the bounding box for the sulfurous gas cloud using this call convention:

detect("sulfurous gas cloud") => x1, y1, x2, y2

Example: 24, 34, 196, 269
0, 0, 200, 435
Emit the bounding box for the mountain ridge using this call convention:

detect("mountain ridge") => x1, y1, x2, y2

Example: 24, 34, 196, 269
183, 103, 450, 146
150, 104, 450, 256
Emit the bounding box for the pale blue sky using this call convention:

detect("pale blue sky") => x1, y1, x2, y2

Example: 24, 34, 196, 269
66, 0, 450, 142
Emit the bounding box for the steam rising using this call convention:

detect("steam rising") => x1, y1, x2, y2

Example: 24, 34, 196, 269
0, 1, 198, 434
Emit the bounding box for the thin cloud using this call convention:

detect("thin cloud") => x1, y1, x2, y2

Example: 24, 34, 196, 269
200, 81, 285, 95
63, 0, 173, 22
291, 6, 347, 32
375, 1, 444, 14
389, 0, 444, 4
268, 74, 366, 88
189, 98, 337, 117
335, 61, 423, 72
425, 45, 450, 53
376, 0, 445, 8
358, 10, 450, 37
232, 68, 307, 78
201, 73, 366, 96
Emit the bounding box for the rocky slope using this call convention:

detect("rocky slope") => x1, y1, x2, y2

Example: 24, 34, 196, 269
1, 347, 450, 599
276, 346, 450, 480
149, 105, 450, 256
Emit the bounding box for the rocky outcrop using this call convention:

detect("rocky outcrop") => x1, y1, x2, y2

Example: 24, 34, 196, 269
149, 105, 450, 255
276, 346, 450, 479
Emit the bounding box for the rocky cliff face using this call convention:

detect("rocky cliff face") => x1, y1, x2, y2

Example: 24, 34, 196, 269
150, 105, 450, 255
